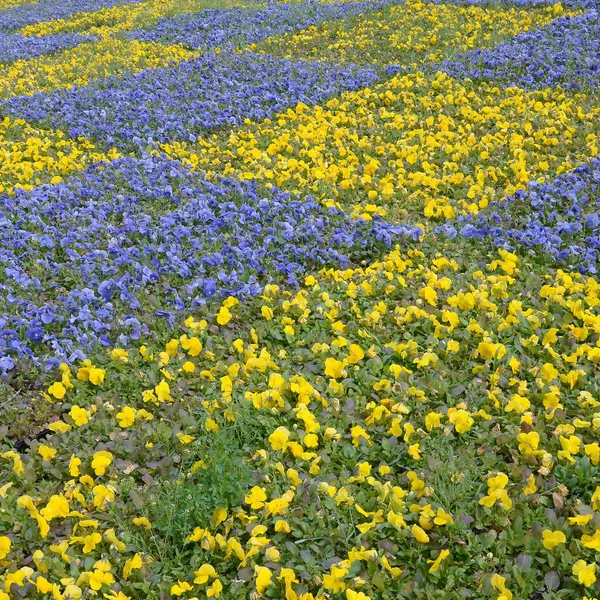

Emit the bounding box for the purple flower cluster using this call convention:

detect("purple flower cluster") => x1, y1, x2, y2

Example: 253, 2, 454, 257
0, 155, 421, 371
128, 0, 399, 50
439, 157, 600, 274
440, 11, 600, 89
0, 0, 144, 31
0, 31, 93, 63
2, 52, 378, 151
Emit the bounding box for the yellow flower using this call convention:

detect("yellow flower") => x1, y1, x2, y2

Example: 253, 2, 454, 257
412, 524, 430, 543
63, 584, 83, 599
447, 408, 473, 434
91, 451, 113, 476
180, 335, 202, 356
269, 426, 290, 451
185, 316, 208, 332
275, 519, 291, 533
81, 532, 102, 553
35, 576, 53, 593
427, 549, 449, 573
170, 581, 193, 596
116, 406, 136, 427
212, 507, 227, 527
206, 418, 219, 433
408, 443, 421, 460
111, 348, 129, 363
425, 412, 442, 431
182, 360, 195, 373
581, 531, 600, 551
104, 528, 126, 551
38, 444, 56, 462
350, 425, 371, 447
47, 381, 66, 399
542, 529, 566, 549
207, 578, 223, 597
265, 547, 280, 562
255, 565, 272, 594
40, 494, 69, 520
524, 474, 537, 495
50, 540, 71, 563
433, 508, 454, 526
477, 341, 506, 360
69, 454, 81, 477
216, 306, 232, 325
490, 574, 512, 599
48, 420, 70, 433
93, 484, 116, 509
87, 568, 115, 590
572, 560, 597, 587
0, 536, 11, 559
123, 553, 143, 579
347, 343, 365, 364
194, 564, 217, 585
568, 514, 593, 526
539, 362, 559, 382
419, 285, 438, 306
69, 405, 89, 427
245, 486, 267, 509
505, 394, 530, 413
89, 367, 106, 385
261, 305, 274, 320
266, 497, 290, 516
585, 442, 600, 464
480, 473, 512, 510
324, 357, 346, 379
104, 592, 131, 600
132, 517, 152, 530
346, 591, 371, 600
517, 431, 539, 454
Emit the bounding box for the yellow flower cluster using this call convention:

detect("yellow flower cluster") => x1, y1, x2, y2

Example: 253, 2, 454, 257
163, 70, 599, 222
256, 0, 574, 66
2, 246, 599, 597
0, 116, 118, 193
0, 38, 198, 99
0, 0, 34, 9
21, 0, 254, 38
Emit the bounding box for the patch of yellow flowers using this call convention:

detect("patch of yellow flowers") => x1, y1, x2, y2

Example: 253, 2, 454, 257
1, 247, 599, 597
20, 0, 253, 38
255, 0, 575, 66
0, 38, 199, 99
163, 70, 600, 222
0, 116, 119, 193
0, 0, 33, 9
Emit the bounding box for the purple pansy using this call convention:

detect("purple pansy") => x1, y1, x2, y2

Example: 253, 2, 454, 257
128, 0, 401, 50
0, 31, 94, 63
442, 157, 600, 274
2, 52, 379, 151
0, 155, 421, 371
438, 10, 600, 90
0, 0, 144, 32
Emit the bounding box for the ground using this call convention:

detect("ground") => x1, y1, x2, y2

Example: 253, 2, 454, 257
0, 0, 599, 599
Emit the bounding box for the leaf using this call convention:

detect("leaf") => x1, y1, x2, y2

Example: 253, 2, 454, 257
378, 539, 398, 554
450, 384, 465, 397
551, 493, 564, 510
516, 554, 532, 572
458, 514, 475, 525
545, 571, 560, 590
322, 556, 343, 570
